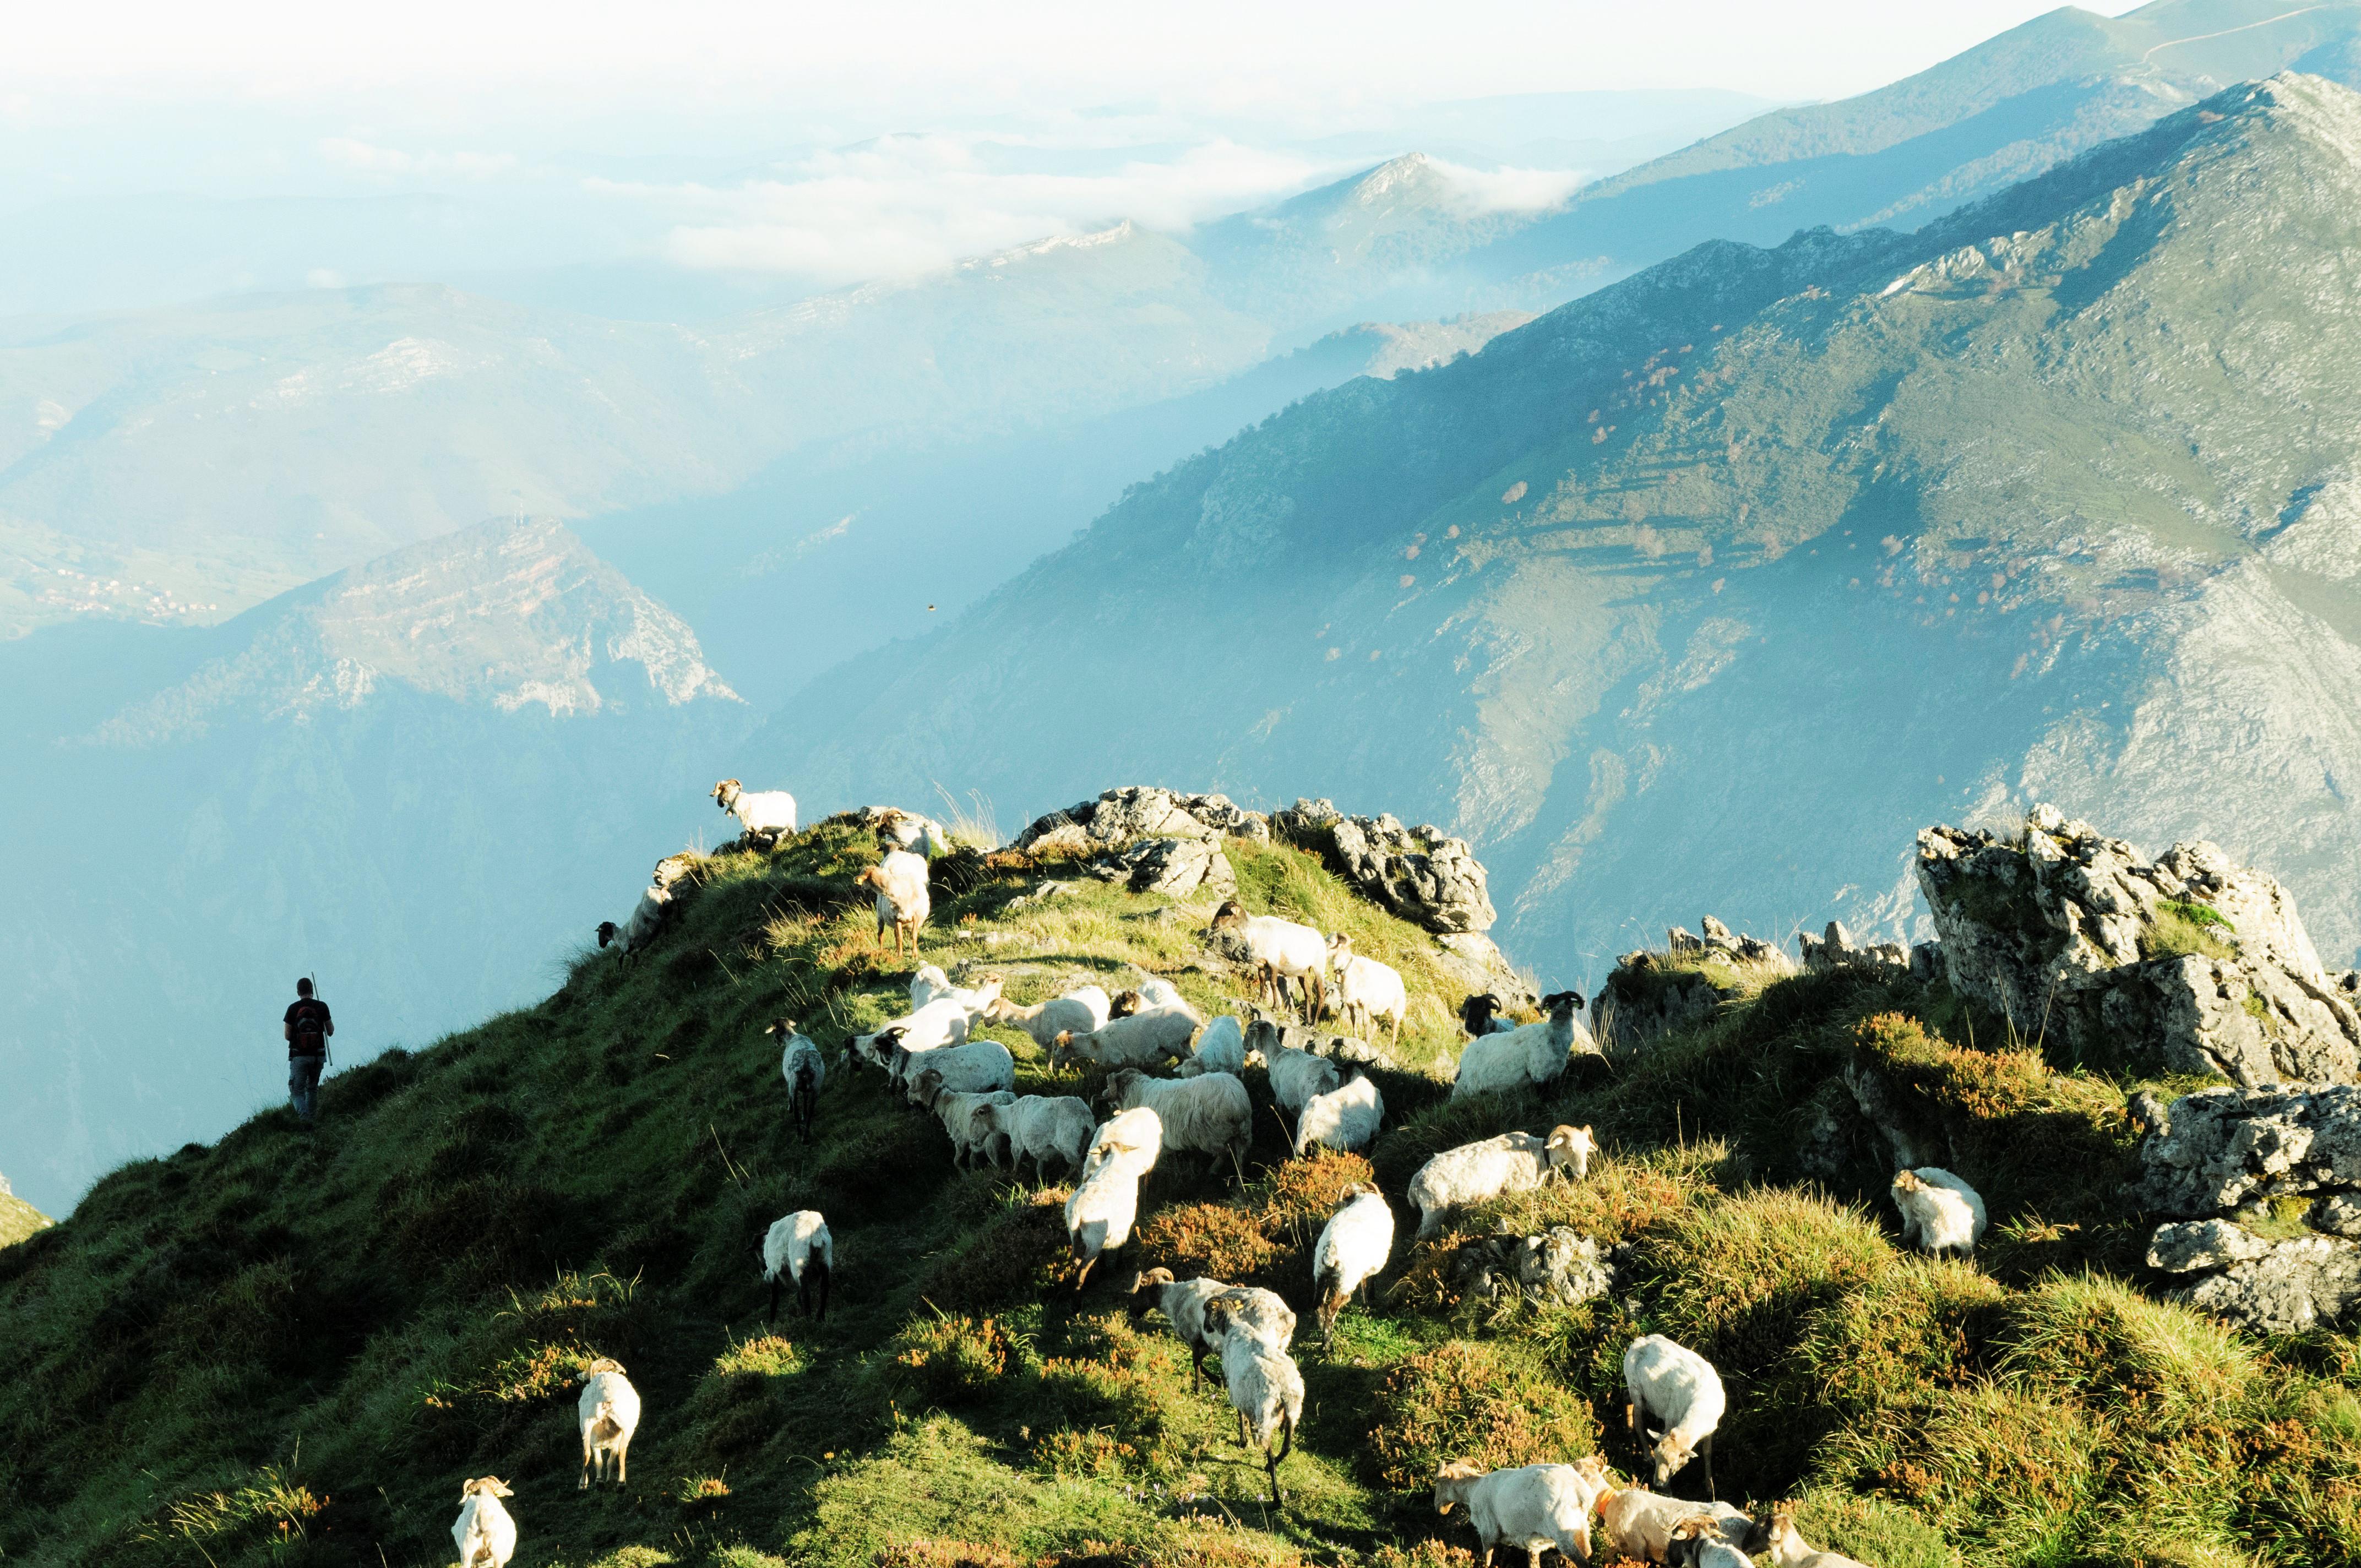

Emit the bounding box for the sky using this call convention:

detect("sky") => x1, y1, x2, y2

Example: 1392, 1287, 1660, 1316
0, 0, 2151, 317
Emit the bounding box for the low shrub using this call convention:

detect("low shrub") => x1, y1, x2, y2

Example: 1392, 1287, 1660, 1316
883, 1314, 1020, 1408
1367, 1340, 1600, 1489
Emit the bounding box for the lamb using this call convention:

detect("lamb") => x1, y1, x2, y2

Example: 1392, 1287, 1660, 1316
1294, 1070, 1384, 1157
1325, 934, 1408, 1048
1127, 1267, 1297, 1383
766, 1017, 826, 1143
1247, 1020, 1343, 1116
1051, 1007, 1197, 1072
1890, 1167, 1987, 1257
976, 1093, 1095, 1183
873, 807, 949, 857
1762, 1506, 1870, 1567
857, 848, 932, 955
1432, 1461, 1597, 1568
451, 1477, 518, 1568
1202, 1297, 1304, 1505
1593, 1485, 1755, 1564
1081, 1104, 1164, 1182
1177, 1014, 1247, 1077
711, 778, 797, 846
761, 1210, 834, 1325
1210, 900, 1328, 1018
1407, 1126, 1593, 1239
901, 1041, 1015, 1104
1452, 990, 1588, 1101
1624, 1333, 1727, 1495
1460, 993, 1518, 1037
1064, 1161, 1143, 1287
576, 1357, 641, 1489
919, 1081, 1016, 1167
596, 884, 672, 959
987, 986, 1114, 1050
1101, 1068, 1250, 1178
852, 996, 970, 1070
1110, 976, 1192, 1017
1312, 1184, 1395, 1342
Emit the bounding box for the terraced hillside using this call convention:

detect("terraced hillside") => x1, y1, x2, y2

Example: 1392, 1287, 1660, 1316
7, 812, 2361, 1567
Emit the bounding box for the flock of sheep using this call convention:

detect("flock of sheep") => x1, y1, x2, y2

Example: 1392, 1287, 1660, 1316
461, 780, 1983, 1567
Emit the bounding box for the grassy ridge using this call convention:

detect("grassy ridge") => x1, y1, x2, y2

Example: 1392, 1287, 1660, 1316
6, 819, 2361, 1567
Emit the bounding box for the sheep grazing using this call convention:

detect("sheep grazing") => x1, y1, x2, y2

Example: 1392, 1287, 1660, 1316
1210, 901, 1328, 1019
1625, 1333, 1727, 1496
575, 1357, 641, 1489
1178, 1014, 1247, 1078
986, 986, 1113, 1050
1432, 1460, 1597, 1568
1452, 990, 1588, 1101
873, 807, 950, 857
1101, 1068, 1250, 1178
1294, 1070, 1384, 1157
1202, 1297, 1304, 1505
1051, 1006, 1197, 1072
1247, 1020, 1343, 1117
761, 1210, 834, 1325
1763, 1506, 1870, 1567
1312, 1184, 1395, 1342
900, 1039, 1014, 1104
1127, 1268, 1297, 1384
1669, 1513, 1762, 1567
1064, 1162, 1144, 1288
977, 1093, 1095, 1183
852, 995, 970, 1071
766, 1018, 826, 1143
1592, 1484, 1755, 1564
1890, 1166, 1988, 1258
711, 779, 797, 847
451, 1477, 518, 1568
1082, 1104, 1164, 1182
922, 1083, 1016, 1168
1407, 1126, 1593, 1239
597, 883, 673, 960
857, 848, 932, 955
1460, 993, 1518, 1037
1326, 934, 1408, 1048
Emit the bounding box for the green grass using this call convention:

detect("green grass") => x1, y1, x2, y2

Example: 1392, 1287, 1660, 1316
0, 1191, 48, 1249
8, 814, 2361, 1567
2142, 899, 2239, 963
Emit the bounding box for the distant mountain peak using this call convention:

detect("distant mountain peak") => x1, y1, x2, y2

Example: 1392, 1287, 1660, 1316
93, 518, 736, 745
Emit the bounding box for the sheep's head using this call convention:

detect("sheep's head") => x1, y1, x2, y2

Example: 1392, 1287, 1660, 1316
1125, 1265, 1173, 1315
1432, 1458, 1483, 1512
459, 1476, 514, 1500
1108, 988, 1144, 1019
1209, 900, 1245, 931
711, 779, 740, 809
971, 974, 1005, 1007
1574, 1453, 1613, 1489
1892, 1168, 1927, 1197
1049, 1030, 1077, 1068
1667, 1515, 1721, 1548
914, 1068, 944, 1106
1326, 930, 1353, 966
763, 1017, 799, 1038
1101, 1068, 1142, 1109
576, 1357, 627, 1380
855, 865, 884, 890
1544, 1124, 1596, 1179
596, 921, 619, 948
1542, 988, 1586, 1016
1457, 992, 1498, 1033
1200, 1297, 1238, 1336
1650, 1433, 1702, 1487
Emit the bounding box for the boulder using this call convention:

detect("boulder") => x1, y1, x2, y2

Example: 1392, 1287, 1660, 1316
1430, 933, 1541, 1017
1014, 787, 1266, 853
1673, 916, 1796, 970
1798, 919, 1911, 979
1118, 835, 1236, 901
1592, 927, 1788, 1055
1450, 1227, 1620, 1308
1916, 804, 2360, 1086
1271, 797, 1497, 934
2146, 1219, 2272, 1273
2181, 1235, 2361, 1335
2139, 1085, 2361, 1216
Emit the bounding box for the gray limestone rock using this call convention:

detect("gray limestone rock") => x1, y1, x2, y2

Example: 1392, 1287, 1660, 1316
1917, 805, 2361, 1087
2182, 1235, 2361, 1334
1271, 798, 1498, 934
2146, 1219, 2272, 1273
1014, 787, 1266, 854
1450, 1227, 1619, 1308
2313, 1193, 2361, 1239
1118, 835, 1236, 901
2140, 1084, 2361, 1216
1798, 919, 1911, 978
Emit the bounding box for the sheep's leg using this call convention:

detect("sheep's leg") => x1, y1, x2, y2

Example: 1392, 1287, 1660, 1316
616, 1439, 628, 1488
768, 1276, 781, 1326
1700, 1430, 1714, 1500
1234, 1408, 1250, 1449
580, 1435, 594, 1490
1527, 1551, 1544, 1568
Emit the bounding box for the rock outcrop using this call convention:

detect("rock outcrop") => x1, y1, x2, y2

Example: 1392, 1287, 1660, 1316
1917, 804, 2361, 1086
1797, 919, 1911, 979
2147, 1219, 2361, 1335
2140, 1084, 2361, 1217
1449, 1227, 1622, 1308
1270, 798, 1497, 934
1592, 916, 1792, 1054
1012, 787, 1258, 900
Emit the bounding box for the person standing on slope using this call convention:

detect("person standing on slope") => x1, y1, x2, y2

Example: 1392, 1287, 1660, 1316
283, 977, 334, 1124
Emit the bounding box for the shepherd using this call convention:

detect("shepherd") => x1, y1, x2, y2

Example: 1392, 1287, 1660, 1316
282, 977, 334, 1125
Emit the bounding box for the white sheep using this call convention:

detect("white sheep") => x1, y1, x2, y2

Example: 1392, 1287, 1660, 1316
1127, 1268, 1297, 1384
1312, 1184, 1395, 1341
987, 986, 1113, 1050
761, 1210, 834, 1325
1764, 1506, 1869, 1567
1294, 1071, 1384, 1157
873, 806, 950, 857
1625, 1333, 1727, 1494
1431, 1461, 1597, 1568
766, 1017, 826, 1143
651, 851, 704, 891
1460, 993, 1518, 1037
451, 1477, 518, 1568
596, 884, 672, 959
910, 963, 952, 1008
1202, 1297, 1304, 1504
852, 996, 970, 1070
1248, 1020, 1343, 1116
857, 848, 932, 955
1890, 1167, 1987, 1257
1210, 901, 1328, 1017
711, 778, 797, 845
1669, 1518, 1758, 1568
901, 1040, 1015, 1103
1082, 1104, 1164, 1182
1407, 1126, 1593, 1239
1101, 1068, 1250, 1178
1594, 1485, 1755, 1564
1051, 1007, 1197, 1072
921, 1082, 1016, 1168
1326, 934, 1408, 1048
1177, 1014, 1247, 1078
1064, 1161, 1143, 1287
978, 1093, 1095, 1183
1452, 991, 1589, 1101
1111, 976, 1191, 1015
576, 1357, 641, 1489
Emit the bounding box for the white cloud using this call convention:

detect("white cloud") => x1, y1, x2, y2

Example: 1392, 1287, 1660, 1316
304, 268, 346, 288
1426, 159, 1591, 216
318, 137, 517, 178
